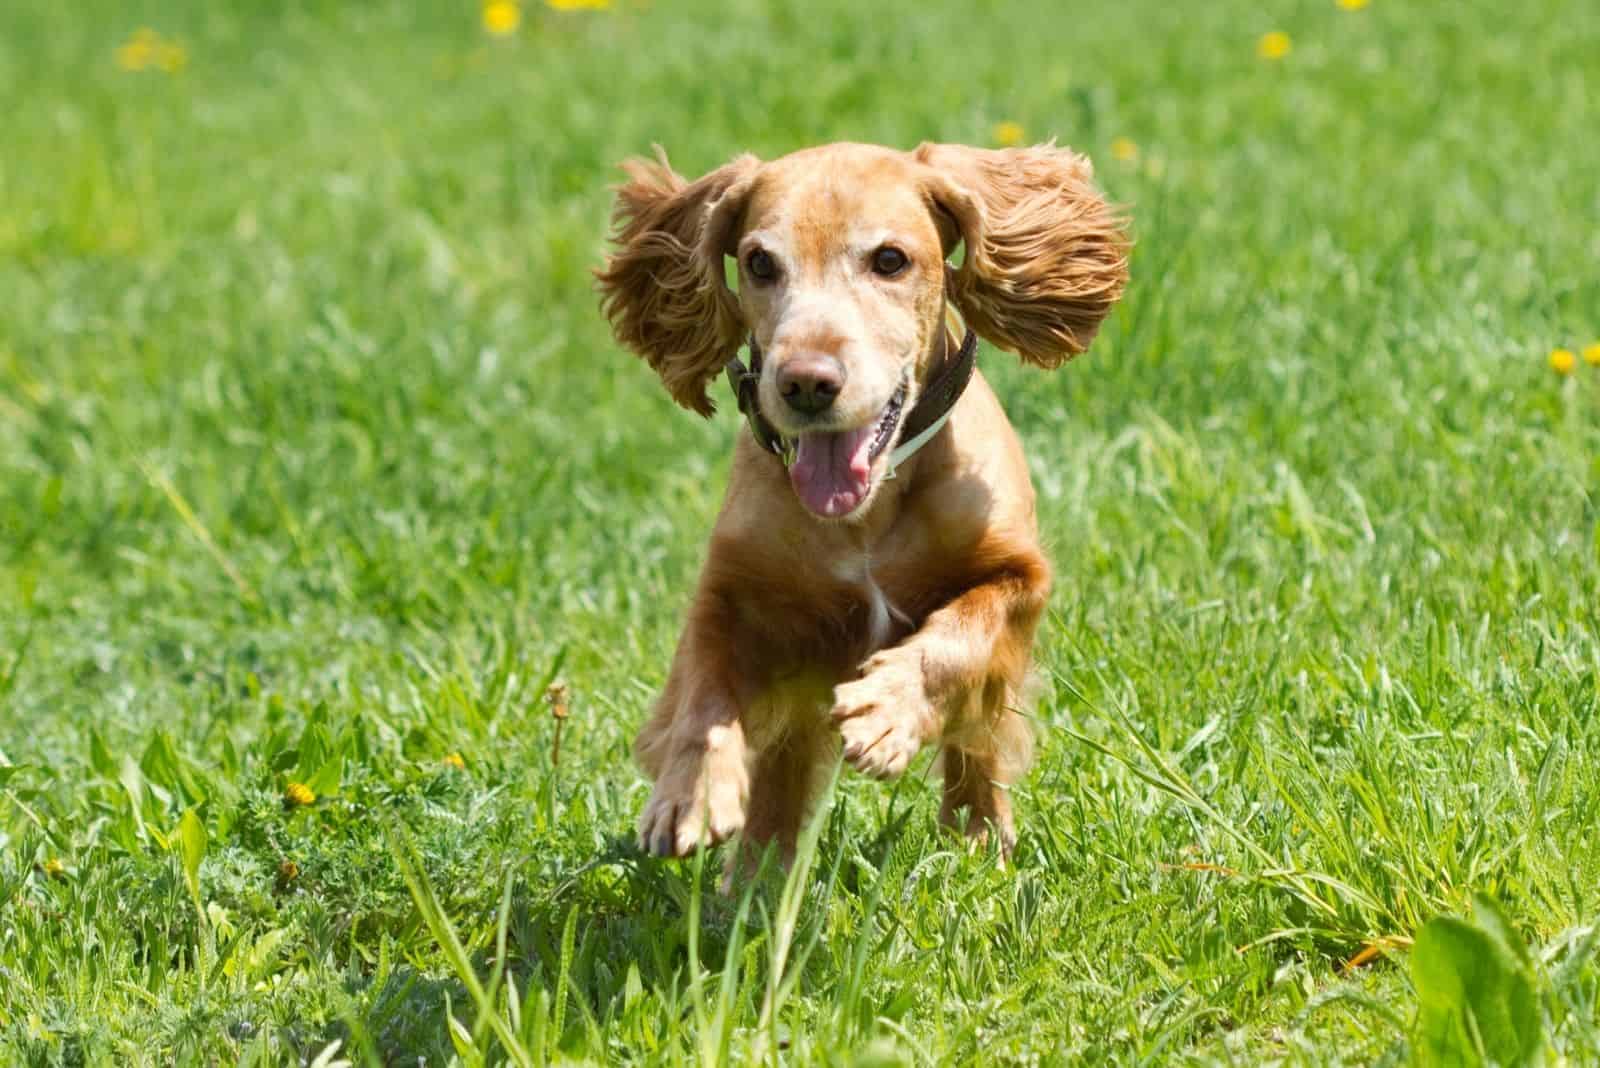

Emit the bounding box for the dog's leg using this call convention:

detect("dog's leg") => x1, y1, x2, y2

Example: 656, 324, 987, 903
635, 596, 753, 858
723, 715, 836, 888
831, 559, 1046, 794
938, 678, 1033, 856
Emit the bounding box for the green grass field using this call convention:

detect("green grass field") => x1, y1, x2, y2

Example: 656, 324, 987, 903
3, 0, 1599, 1063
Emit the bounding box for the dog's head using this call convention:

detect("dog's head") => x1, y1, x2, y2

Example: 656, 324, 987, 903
597, 141, 1129, 519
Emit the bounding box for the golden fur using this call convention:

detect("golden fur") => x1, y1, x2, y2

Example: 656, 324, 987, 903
596, 142, 1128, 872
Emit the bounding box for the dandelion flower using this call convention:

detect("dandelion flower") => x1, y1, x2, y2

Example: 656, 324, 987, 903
116, 28, 185, 73
283, 782, 316, 808
442, 752, 466, 770
1549, 348, 1576, 375
1258, 31, 1292, 60
42, 858, 66, 878
116, 28, 160, 71
1110, 137, 1139, 163
1337, 0, 1369, 9
992, 121, 1026, 148
483, 1, 522, 35
1583, 342, 1600, 366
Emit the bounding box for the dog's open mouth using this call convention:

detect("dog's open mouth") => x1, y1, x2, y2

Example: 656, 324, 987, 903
787, 378, 908, 518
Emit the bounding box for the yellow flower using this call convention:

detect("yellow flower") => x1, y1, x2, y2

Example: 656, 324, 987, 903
992, 121, 1026, 148
42, 858, 66, 878
1110, 137, 1139, 163
116, 28, 185, 73
116, 28, 160, 71
1337, 0, 1369, 9
1257, 31, 1292, 60
442, 752, 466, 770
547, 0, 612, 9
283, 782, 316, 808
482, 0, 522, 35
1583, 342, 1600, 366
1549, 348, 1576, 375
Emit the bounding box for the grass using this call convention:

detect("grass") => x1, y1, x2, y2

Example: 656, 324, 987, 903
2, 0, 1599, 1062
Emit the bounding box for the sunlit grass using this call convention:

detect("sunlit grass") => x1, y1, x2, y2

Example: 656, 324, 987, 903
2, 0, 1598, 1062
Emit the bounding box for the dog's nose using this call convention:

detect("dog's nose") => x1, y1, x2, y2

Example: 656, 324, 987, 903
776, 354, 845, 415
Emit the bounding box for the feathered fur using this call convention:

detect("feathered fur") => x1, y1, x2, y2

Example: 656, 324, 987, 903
595, 149, 758, 415
916, 142, 1130, 365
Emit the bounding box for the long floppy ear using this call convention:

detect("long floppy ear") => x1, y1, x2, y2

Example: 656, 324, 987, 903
915, 142, 1129, 366
595, 148, 759, 415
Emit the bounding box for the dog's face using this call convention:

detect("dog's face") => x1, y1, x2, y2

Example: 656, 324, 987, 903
734, 146, 950, 518
598, 141, 1130, 520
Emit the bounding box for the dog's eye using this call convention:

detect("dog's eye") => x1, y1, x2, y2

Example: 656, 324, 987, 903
871, 246, 908, 277
746, 249, 778, 282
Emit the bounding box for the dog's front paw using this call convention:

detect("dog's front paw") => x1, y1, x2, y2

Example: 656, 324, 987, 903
637, 724, 749, 857
830, 653, 934, 780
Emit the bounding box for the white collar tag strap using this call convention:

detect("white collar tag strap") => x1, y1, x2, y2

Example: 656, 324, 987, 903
884, 404, 953, 480
883, 321, 979, 479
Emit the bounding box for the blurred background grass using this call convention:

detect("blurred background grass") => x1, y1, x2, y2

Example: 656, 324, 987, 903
2, 0, 1599, 1063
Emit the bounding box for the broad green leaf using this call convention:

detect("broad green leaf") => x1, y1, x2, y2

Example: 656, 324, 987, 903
176, 807, 207, 911
623, 963, 643, 1010
305, 752, 344, 797
444, 992, 476, 1061
118, 756, 149, 843
1472, 894, 1534, 971
295, 719, 332, 781
1411, 909, 1542, 1067
142, 731, 207, 805
206, 901, 235, 939
88, 730, 117, 778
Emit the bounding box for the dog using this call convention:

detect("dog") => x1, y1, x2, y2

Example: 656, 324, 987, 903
597, 141, 1128, 870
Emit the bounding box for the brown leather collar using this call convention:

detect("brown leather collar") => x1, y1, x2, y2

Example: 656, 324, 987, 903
723, 325, 979, 465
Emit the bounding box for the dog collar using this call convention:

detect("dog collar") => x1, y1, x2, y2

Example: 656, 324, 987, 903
723, 325, 978, 477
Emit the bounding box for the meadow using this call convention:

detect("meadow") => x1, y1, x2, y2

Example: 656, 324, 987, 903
2, 0, 1599, 1063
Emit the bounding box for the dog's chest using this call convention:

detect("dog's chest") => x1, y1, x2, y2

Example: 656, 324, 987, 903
830, 554, 912, 655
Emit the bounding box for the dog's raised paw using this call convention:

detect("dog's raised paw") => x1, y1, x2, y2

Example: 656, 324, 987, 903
830, 656, 932, 780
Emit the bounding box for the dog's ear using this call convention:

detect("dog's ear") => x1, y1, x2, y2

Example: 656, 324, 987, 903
915, 142, 1129, 366
596, 148, 760, 415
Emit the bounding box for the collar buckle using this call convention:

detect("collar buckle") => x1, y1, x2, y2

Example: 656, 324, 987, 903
724, 343, 790, 460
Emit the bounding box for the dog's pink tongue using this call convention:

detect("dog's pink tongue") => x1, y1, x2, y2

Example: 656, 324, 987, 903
788, 425, 876, 518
